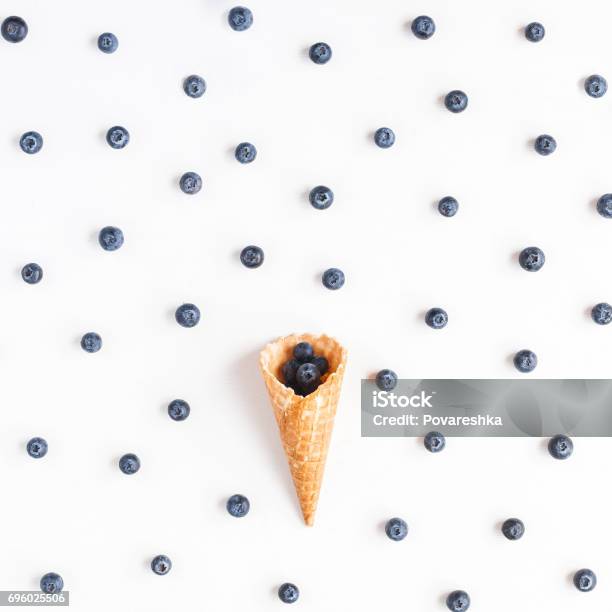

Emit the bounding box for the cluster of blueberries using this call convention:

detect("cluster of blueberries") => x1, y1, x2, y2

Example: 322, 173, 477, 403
281, 341, 330, 396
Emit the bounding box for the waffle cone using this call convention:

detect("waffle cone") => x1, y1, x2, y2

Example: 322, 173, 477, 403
259, 333, 347, 526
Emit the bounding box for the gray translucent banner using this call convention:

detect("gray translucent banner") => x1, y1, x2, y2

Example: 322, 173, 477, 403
361, 379, 612, 437
0, 592, 69, 606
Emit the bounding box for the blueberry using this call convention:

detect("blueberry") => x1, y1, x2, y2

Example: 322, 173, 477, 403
106, 126, 129, 149
228, 6, 253, 32
97, 32, 118, 53
240, 245, 264, 268
322, 267, 345, 290
282, 358, 300, 385
309, 185, 334, 210
119, 453, 140, 475
374, 127, 395, 148
444, 90, 468, 113
40, 573, 63, 594
534, 134, 556, 156
278, 583, 299, 604
98, 226, 124, 251
179, 171, 202, 195
81, 332, 102, 353
548, 434, 573, 460
584, 74, 607, 98
424, 431, 445, 453
309, 42, 332, 64
151, 555, 172, 575
446, 590, 470, 612
591, 302, 612, 325
226, 494, 250, 517
293, 342, 314, 363
426, 307, 448, 329
375, 369, 398, 391
175, 303, 201, 328
519, 246, 545, 271
597, 193, 612, 218
27, 437, 48, 459
21, 263, 43, 284
385, 517, 408, 541
235, 142, 257, 164
312, 356, 329, 376
501, 518, 525, 540
573, 568, 596, 592
513, 349, 537, 373
524, 22, 545, 42
438, 196, 458, 217
168, 399, 190, 421
183, 74, 206, 98
295, 363, 321, 395
411, 15, 435, 39
20, 131, 43, 154
1, 16, 27, 43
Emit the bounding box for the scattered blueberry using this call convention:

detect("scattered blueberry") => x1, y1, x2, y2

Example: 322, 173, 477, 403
309, 42, 332, 64
584, 74, 607, 98
228, 6, 253, 32
234, 142, 257, 164
167, 399, 190, 421
81, 332, 102, 353
1, 16, 27, 43
438, 196, 459, 217
119, 453, 140, 475
312, 355, 329, 376
519, 246, 545, 271
98, 226, 124, 251
106, 126, 129, 149
446, 590, 470, 612
151, 555, 172, 575
295, 363, 321, 396
385, 517, 408, 541
425, 307, 448, 329
293, 342, 314, 363
97, 32, 118, 53
278, 583, 300, 604
282, 358, 300, 386
322, 267, 345, 290
175, 303, 201, 328
309, 185, 334, 210
591, 302, 612, 325
424, 431, 445, 453
596, 193, 612, 218
183, 74, 206, 98
548, 434, 573, 460
20, 131, 43, 154
375, 369, 398, 391
226, 494, 250, 517
27, 437, 48, 459
573, 569, 596, 592
179, 171, 202, 195
501, 518, 525, 541
444, 90, 468, 113
411, 15, 435, 39
40, 573, 63, 594
524, 22, 545, 42
21, 263, 43, 284
374, 127, 395, 148
240, 245, 264, 268
534, 134, 556, 156
513, 349, 537, 373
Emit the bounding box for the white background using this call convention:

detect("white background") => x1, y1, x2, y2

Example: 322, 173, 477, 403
1, 0, 611, 610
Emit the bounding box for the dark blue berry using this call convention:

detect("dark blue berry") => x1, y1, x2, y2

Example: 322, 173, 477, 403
309, 42, 332, 64
278, 583, 299, 604
411, 15, 435, 39
106, 126, 129, 149
226, 494, 250, 517
27, 437, 48, 459
293, 342, 314, 363
175, 303, 200, 328
596, 193, 612, 218
548, 434, 573, 460
514, 349, 537, 373
438, 196, 458, 217
228, 7, 253, 31
385, 517, 408, 541
322, 268, 345, 290
98, 226, 124, 251
295, 363, 321, 395
426, 307, 448, 329
312, 356, 329, 376
21, 263, 43, 284
519, 246, 545, 271
119, 453, 140, 475
591, 302, 612, 325
446, 590, 470, 612
584, 74, 607, 98
97, 32, 118, 53
309, 185, 334, 210
235, 142, 257, 163
376, 369, 397, 391
444, 90, 468, 113
240, 245, 264, 268
534, 134, 556, 155
151, 555, 172, 575
501, 518, 524, 540
374, 127, 395, 148
183, 75, 206, 98
424, 431, 445, 453
20, 131, 43, 154
1, 16, 27, 43
179, 171, 202, 195
40, 573, 63, 594
81, 332, 102, 353
574, 569, 596, 592
168, 399, 190, 421
524, 22, 545, 42
282, 358, 300, 385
